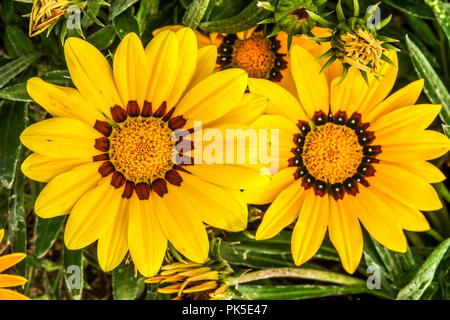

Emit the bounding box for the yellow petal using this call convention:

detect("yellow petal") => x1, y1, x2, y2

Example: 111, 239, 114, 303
176, 68, 248, 128
154, 185, 209, 263
64, 37, 121, 118
65, 181, 122, 250
97, 199, 129, 272
291, 190, 330, 266
113, 32, 149, 107
145, 29, 179, 109
290, 45, 329, 118
371, 104, 442, 140
185, 45, 217, 92
167, 27, 198, 107
35, 162, 101, 218
250, 114, 298, 146
256, 180, 304, 240
128, 194, 167, 277
20, 117, 102, 158
0, 275, 28, 288
0, 253, 26, 273
353, 187, 407, 252
0, 229, 3, 243
329, 197, 363, 274
21, 153, 90, 182
176, 171, 247, 232
0, 288, 30, 300
401, 161, 446, 183
377, 130, 450, 162
366, 79, 424, 122
248, 78, 306, 121
244, 167, 297, 205
370, 187, 430, 232
207, 93, 268, 127
369, 162, 442, 211
27, 77, 103, 126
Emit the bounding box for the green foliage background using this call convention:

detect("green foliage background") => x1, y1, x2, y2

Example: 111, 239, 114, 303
0, 0, 449, 300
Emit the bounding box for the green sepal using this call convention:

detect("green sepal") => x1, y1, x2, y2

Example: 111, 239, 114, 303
336, 0, 345, 21
306, 10, 334, 28
381, 53, 396, 66
319, 56, 337, 73
336, 64, 350, 85
316, 48, 334, 61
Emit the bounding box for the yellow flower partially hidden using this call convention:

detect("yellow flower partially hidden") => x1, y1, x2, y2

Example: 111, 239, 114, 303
0, 229, 29, 300
29, 0, 70, 37
146, 261, 229, 300
20, 28, 268, 277
245, 46, 450, 274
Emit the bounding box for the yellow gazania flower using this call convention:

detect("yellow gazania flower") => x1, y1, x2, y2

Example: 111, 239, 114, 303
245, 46, 450, 274
20, 28, 268, 277
29, 0, 70, 37
155, 26, 342, 96
0, 229, 29, 300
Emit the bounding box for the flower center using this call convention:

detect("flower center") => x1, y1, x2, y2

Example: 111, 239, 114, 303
291, 7, 309, 21
289, 110, 382, 200
109, 118, 175, 183
217, 33, 287, 81
340, 29, 384, 73
302, 122, 363, 184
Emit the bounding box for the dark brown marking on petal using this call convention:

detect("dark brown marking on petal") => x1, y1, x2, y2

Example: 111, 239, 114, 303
127, 100, 140, 117
291, 147, 302, 155
330, 183, 345, 200
122, 180, 135, 198
94, 120, 112, 137
152, 178, 168, 197
175, 140, 194, 152
301, 174, 315, 190
94, 137, 110, 152
98, 161, 115, 177
135, 182, 151, 200
296, 120, 311, 135
358, 163, 376, 177
93, 153, 109, 162
141, 101, 152, 117
359, 131, 376, 145
172, 164, 190, 173
363, 145, 382, 157
363, 157, 380, 164
313, 110, 327, 126
165, 169, 183, 186
294, 166, 308, 180
162, 107, 175, 122
343, 178, 359, 196
111, 171, 126, 189
288, 156, 302, 167
111, 105, 127, 123
353, 174, 370, 187
293, 133, 305, 147
333, 110, 347, 125
153, 101, 167, 118
346, 112, 362, 130
168, 116, 187, 130
313, 180, 327, 197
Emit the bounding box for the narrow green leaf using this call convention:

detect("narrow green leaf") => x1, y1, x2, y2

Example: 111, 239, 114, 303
63, 246, 84, 300
112, 262, 145, 300
182, 0, 210, 29
200, 0, 271, 34
406, 35, 450, 124
109, 0, 139, 20
87, 25, 116, 50
113, 8, 140, 39
0, 52, 41, 89
4, 26, 36, 57
424, 0, 450, 42
0, 101, 27, 188
34, 216, 66, 259
235, 284, 368, 300
383, 0, 435, 20
397, 238, 450, 300
136, 0, 159, 33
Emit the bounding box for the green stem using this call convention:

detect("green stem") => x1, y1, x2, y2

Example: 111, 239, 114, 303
426, 228, 445, 242
406, 231, 425, 247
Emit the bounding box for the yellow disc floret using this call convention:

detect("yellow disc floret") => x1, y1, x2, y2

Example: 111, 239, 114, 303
109, 118, 175, 183
232, 34, 276, 79
302, 123, 363, 184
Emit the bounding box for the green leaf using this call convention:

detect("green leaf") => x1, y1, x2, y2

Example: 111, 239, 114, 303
113, 8, 140, 39
7, 156, 27, 277
0, 101, 27, 188
199, 0, 270, 33
112, 262, 145, 300
136, 0, 159, 33
87, 25, 116, 50
397, 238, 450, 300
235, 284, 369, 300
4, 26, 36, 57
63, 246, 84, 300
109, 0, 139, 20
383, 0, 435, 20
34, 216, 66, 259
207, 0, 252, 21
424, 0, 450, 42
0, 52, 41, 89
406, 35, 450, 124
182, 0, 210, 29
